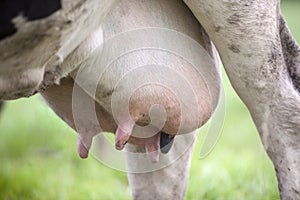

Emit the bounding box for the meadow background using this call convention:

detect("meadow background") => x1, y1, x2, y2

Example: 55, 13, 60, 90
0, 1, 299, 199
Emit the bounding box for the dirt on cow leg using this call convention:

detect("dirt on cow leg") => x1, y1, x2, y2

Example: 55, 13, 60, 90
252, 95, 300, 200
279, 13, 300, 93
183, 0, 300, 199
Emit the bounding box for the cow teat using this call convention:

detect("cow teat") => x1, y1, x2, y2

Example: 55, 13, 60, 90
114, 116, 176, 163
115, 119, 134, 150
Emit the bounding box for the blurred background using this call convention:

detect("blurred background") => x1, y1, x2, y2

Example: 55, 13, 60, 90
0, 1, 299, 199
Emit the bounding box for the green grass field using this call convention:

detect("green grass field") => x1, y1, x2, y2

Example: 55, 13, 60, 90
0, 2, 299, 199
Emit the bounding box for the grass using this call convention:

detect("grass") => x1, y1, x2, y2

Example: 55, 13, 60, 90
0, 1, 299, 199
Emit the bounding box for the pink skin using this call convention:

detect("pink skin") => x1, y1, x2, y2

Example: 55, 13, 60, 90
115, 126, 131, 150
41, 77, 117, 159
116, 130, 161, 163
115, 119, 135, 150
144, 133, 160, 163
115, 119, 161, 163
41, 77, 171, 163
77, 137, 89, 159
77, 133, 94, 159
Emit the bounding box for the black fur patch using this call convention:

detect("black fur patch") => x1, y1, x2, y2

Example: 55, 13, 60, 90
160, 132, 174, 154
0, 0, 61, 40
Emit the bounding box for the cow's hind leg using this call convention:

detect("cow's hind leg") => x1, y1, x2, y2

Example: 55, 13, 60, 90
125, 132, 196, 200
184, 0, 300, 199
280, 14, 300, 92
268, 13, 300, 198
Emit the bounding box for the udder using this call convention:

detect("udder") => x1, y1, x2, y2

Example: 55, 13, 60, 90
41, 0, 222, 163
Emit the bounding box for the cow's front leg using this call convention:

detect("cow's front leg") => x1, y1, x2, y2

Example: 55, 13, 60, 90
184, 0, 300, 199
125, 132, 196, 200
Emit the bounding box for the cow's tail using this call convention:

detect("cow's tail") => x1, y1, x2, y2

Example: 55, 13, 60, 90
279, 14, 300, 92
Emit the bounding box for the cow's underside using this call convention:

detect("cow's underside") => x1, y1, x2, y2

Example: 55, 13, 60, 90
0, 0, 299, 200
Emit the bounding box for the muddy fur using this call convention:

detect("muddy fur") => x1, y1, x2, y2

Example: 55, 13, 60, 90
279, 14, 300, 92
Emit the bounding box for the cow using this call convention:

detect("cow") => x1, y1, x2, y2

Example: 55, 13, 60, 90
0, 0, 299, 200
0, 0, 221, 199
